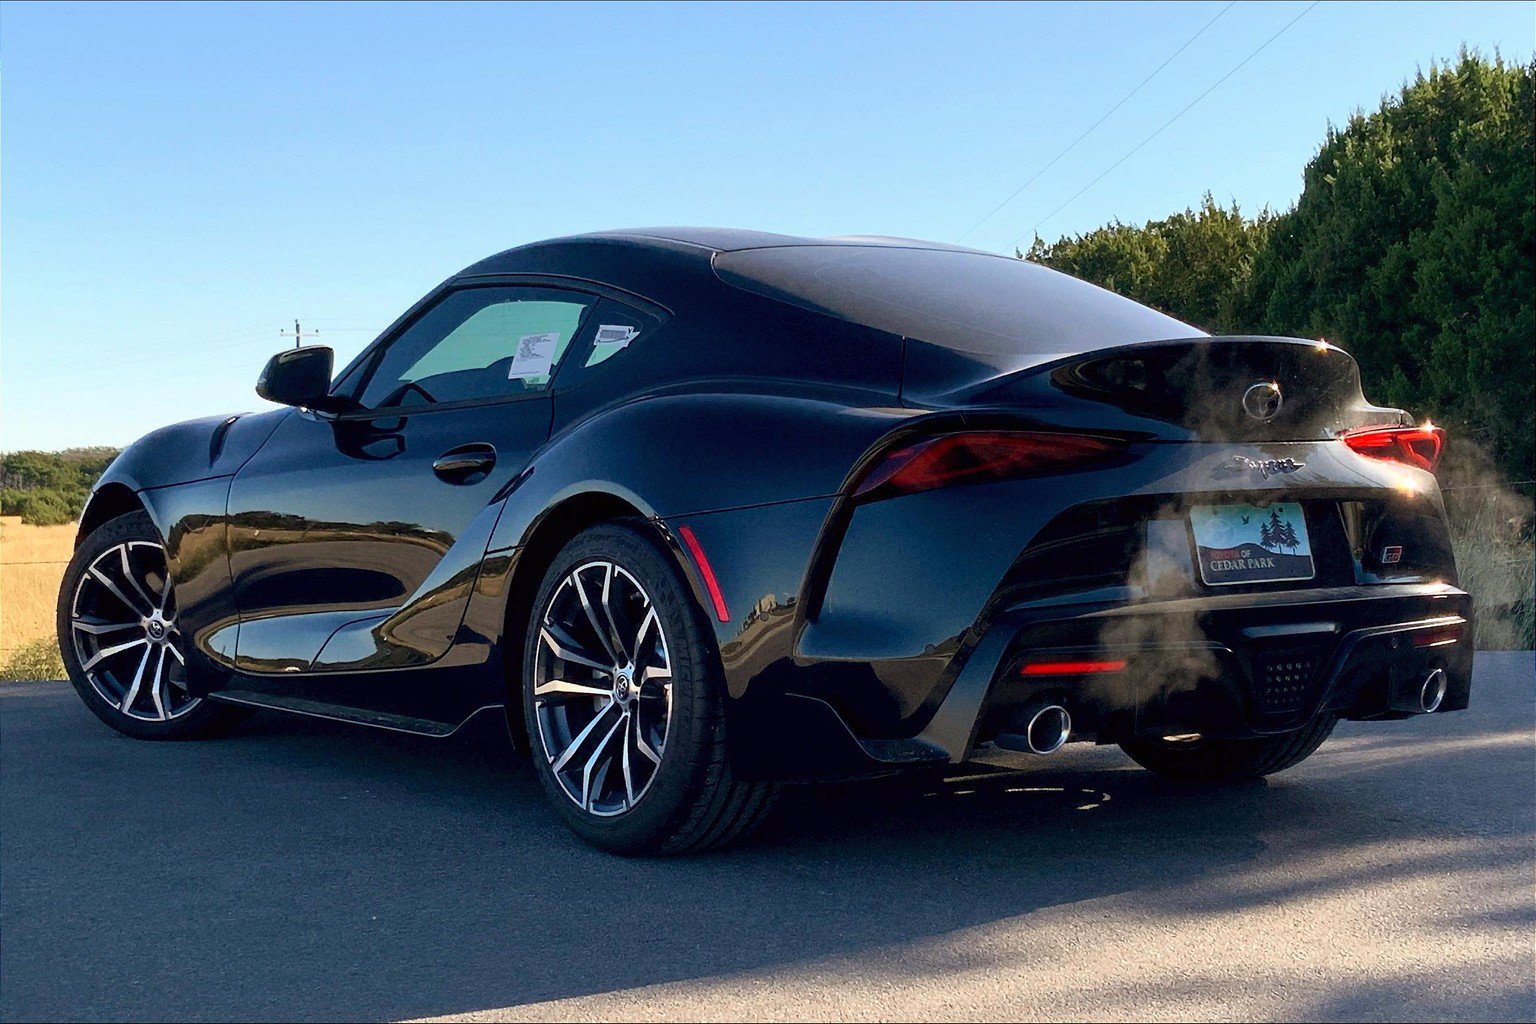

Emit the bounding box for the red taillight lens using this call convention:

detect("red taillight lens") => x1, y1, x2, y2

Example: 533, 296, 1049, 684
853, 431, 1126, 501
1021, 659, 1128, 677
1341, 424, 1446, 472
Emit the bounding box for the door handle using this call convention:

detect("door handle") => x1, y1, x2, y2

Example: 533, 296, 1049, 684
433, 443, 497, 484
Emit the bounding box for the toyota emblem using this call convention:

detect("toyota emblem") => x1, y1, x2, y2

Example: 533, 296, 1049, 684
1242, 381, 1283, 422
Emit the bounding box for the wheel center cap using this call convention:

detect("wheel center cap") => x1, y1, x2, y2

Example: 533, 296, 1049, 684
613, 667, 634, 704
146, 619, 167, 641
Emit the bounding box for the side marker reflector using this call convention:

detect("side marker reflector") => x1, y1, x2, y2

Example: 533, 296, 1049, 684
676, 524, 730, 623
1411, 623, 1465, 648
1021, 659, 1128, 677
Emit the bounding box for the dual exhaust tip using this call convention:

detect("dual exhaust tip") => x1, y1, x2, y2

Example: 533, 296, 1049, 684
1420, 668, 1447, 714
997, 703, 1072, 756
1002, 669, 1441, 754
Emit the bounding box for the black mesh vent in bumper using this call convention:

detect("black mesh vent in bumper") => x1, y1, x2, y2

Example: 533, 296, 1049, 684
1250, 641, 1334, 724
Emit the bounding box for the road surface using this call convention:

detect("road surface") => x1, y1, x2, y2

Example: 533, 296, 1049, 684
2, 653, 1532, 1022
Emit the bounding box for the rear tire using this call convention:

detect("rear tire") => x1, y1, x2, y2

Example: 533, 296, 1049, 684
57, 511, 249, 740
522, 522, 777, 855
1119, 714, 1337, 783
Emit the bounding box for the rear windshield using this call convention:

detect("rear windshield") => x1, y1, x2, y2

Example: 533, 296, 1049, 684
713, 245, 1199, 360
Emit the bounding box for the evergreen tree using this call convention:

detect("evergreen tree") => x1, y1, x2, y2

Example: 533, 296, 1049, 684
1023, 52, 1533, 485
1266, 508, 1287, 551
1024, 193, 1273, 333
1246, 52, 1534, 483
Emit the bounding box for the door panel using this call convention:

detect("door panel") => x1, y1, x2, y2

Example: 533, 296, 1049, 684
224, 282, 597, 687
225, 400, 546, 674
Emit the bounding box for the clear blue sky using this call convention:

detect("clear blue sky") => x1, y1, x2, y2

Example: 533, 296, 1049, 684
2, 0, 1530, 451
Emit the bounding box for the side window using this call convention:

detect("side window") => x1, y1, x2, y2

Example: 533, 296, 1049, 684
356, 287, 595, 409
554, 298, 661, 391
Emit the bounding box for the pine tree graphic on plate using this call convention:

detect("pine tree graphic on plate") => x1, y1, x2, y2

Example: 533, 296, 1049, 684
1276, 516, 1300, 554
1261, 508, 1284, 550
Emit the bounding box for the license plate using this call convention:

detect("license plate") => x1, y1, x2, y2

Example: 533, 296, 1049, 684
1189, 502, 1315, 586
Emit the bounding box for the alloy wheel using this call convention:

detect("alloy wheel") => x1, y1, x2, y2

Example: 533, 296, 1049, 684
68, 541, 199, 722
532, 560, 673, 816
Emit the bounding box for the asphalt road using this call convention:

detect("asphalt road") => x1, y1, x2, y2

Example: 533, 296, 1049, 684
2, 654, 1532, 1023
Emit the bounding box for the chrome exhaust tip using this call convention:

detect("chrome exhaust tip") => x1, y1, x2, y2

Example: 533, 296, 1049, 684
1420, 668, 1447, 713
1025, 704, 1072, 755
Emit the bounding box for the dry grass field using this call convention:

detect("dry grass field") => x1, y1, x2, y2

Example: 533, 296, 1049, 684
0, 517, 74, 678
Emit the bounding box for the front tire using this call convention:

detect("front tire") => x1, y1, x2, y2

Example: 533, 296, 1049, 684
522, 522, 776, 854
1120, 714, 1338, 783
57, 511, 248, 740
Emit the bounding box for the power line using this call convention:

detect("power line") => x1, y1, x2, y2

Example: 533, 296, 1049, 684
5, 329, 275, 384
7, 320, 387, 386
10, 325, 382, 388
11, 331, 265, 384
1011, 0, 1321, 252
955, 0, 1236, 245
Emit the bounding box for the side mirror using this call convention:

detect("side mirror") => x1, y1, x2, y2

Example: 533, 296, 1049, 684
256, 346, 336, 410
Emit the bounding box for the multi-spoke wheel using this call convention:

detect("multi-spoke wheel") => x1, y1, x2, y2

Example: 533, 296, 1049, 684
57, 511, 248, 739
522, 522, 777, 855
68, 539, 195, 722
533, 560, 673, 816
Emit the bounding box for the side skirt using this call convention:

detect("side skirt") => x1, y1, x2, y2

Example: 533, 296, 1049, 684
208, 690, 506, 738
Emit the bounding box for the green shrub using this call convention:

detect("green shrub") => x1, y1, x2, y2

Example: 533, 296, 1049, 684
0, 488, 81, 526
1024, 194, 1274, 333
0, 448, 119, 525
0, 638, 66, 682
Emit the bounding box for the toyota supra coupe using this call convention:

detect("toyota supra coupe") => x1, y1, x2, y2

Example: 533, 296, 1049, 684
58, 228, 1473, 853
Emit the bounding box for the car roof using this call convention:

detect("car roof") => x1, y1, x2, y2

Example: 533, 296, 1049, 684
455, 226, 1196, 365
462, 227, 997, 266
453, 228, 1022, 306
447, 227, 1202, 401
569, 227, 998, 255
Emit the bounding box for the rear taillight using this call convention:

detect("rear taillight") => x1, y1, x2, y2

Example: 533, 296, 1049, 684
852, 431, 1127, 501
1340, 424, 1446, 473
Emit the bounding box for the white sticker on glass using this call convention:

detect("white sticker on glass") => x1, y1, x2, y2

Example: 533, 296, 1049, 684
509, 332, 561, 378
594, 324, 639, 347
587, 324, 639, 366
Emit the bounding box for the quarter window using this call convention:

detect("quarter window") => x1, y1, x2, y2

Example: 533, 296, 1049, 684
552, 298, 661, 391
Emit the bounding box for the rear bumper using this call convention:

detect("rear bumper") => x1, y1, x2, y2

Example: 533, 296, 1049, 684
734, 583, 1473, 779
958, 582, 1473, 750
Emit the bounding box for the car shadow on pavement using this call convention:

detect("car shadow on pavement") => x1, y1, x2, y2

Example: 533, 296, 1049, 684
1, 653, 1531, 1023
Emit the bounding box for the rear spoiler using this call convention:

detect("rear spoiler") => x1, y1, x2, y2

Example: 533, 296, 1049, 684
907, 336, 1411, 442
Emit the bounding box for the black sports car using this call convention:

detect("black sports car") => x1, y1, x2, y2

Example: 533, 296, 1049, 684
57, 228, 1473, 853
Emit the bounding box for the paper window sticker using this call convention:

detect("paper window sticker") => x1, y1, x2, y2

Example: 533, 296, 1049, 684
509, 332, 561, 378
594, 324, 639, 348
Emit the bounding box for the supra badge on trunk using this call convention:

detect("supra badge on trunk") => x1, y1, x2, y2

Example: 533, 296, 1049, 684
1219, 455, 1306, 479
